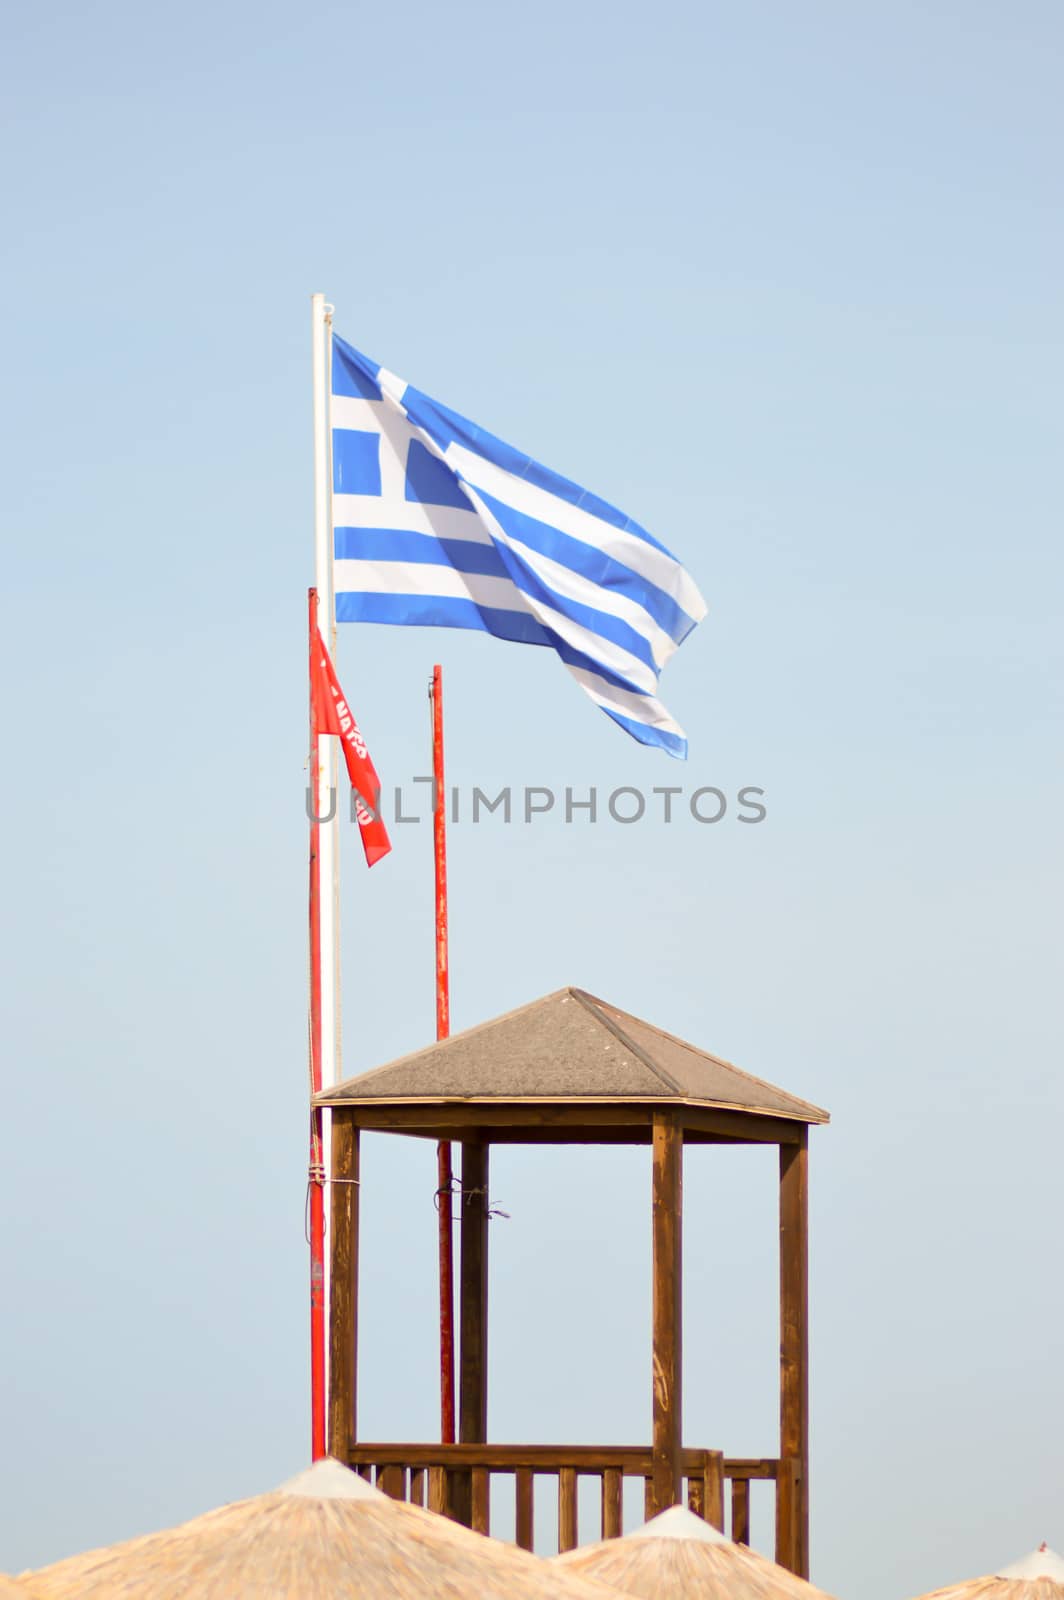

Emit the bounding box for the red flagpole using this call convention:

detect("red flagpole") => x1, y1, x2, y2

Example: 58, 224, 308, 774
431, 664, 456, 1444
308, 588, 327, 1460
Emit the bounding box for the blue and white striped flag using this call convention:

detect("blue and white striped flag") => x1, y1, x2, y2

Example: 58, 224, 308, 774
331, 334, 707, 758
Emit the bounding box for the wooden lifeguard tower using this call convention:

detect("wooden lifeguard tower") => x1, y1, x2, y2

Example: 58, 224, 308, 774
316, 986, 829, 1574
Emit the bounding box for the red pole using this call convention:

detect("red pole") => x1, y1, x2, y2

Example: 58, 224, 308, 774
431, 664, 456, 1444
308, 589, 327, 1460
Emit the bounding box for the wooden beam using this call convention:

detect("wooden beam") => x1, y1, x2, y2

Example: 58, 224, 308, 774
453, 1139, 489, 1526
327, 1117, 359, 1458
319, 1099, 812, 1146
722, 1458, 780, 1480
651, 1113, 683, 1515
343, 1442, 778, 1476
349, 1442, 650, 1470
779, 1131, 809, 1577
677, 1106, 806, 1146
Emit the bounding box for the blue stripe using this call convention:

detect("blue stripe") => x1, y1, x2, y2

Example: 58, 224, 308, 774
486, 535, 658, 677
333, 589, 648, 700
599, 705, 688, 759
548, 635, 650, 697
334, 526, 510, 580
332, 335, 382, 401
335, 522, 657, 678
334, 558, 651, 698
334, 588, 683, 753
334, 591, 552, 647
474, 487, 698, 646
399, 383, 673, 556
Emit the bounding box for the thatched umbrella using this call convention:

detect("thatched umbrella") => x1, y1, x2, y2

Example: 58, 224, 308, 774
555, 1504, 838, 1599
23, 1457, 621, 1599
1, 1579, 35, 1596
911, 1544, 1064, 1600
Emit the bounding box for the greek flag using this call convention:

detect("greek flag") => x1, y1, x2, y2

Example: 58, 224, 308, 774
331, 334, 706, 757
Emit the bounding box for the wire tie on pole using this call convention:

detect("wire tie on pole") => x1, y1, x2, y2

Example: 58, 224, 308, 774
445, 1179, 509, 1221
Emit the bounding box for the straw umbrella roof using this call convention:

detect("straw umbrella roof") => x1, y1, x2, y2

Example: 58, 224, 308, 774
24, 1458, 623, 1599
0, 1578, 35, 1596
555, 1504, 838, 1599
911, 1545, 1064, 1599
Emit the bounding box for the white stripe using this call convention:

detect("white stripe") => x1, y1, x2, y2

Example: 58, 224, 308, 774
332, 495, 491, 544
527, 594, 657, 695
333, 492, 675, 677
497, 530, 677, 671
463, 485, 659, 694
445, 442, 707, 625
331, 394, 385, 431
333, 548, 659, 697
378, 367, 408, 407
566, 665, 686, 738
334, 558, 527, 615
375, 403, 412, 502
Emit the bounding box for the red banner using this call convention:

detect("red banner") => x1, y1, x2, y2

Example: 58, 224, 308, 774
311, 631, 392, 867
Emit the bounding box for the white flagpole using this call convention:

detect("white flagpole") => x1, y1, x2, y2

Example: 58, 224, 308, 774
311, 293, 340, 1093
310, 292, 339, 1454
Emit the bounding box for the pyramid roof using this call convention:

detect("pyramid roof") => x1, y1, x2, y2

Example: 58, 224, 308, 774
317, 988, 828, 1139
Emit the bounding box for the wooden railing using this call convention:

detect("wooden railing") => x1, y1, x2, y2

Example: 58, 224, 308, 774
344, 1444, 802, 1570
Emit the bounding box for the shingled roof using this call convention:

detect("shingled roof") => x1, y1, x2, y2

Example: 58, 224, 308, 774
316, 988, 828, 1125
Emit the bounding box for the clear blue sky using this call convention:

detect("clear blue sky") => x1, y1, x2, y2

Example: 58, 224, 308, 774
1, 3, 1061, 1596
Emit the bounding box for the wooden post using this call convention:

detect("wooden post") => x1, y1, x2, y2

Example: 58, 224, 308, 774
703, 1450, 725, 1532
602, 1468, 622, 1539
775, 1457, 801, 1574
779, 1130, 809, 1577
454, 1138, 489, 1526
515, 1469, 534, 1550
651, 1113, 683, 1514
459, 1140, 490, 1441
731, 1478, 750, 1546
558, 1466, 578, 1552
327, 1116, 359, 1459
